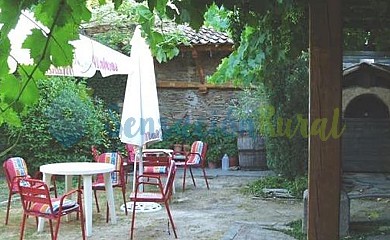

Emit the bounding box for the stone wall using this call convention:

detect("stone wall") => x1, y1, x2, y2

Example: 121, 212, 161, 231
157, 88, 241, 129
155, 50, 231, 82
87, 74, 242, 130
343, 86, 390, 114
86, 49, 242, 131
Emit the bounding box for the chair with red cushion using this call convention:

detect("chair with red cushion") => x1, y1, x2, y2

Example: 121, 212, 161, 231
91, 145, 100, 162
2, 157, 57, 225
124, 144, 136, 183
17, 178, 85, 240
125, 144, 136, 163
92, 152, 127, 221
172, 141, 210, 192
130, 160, 177, 239
142, 152, 171, 179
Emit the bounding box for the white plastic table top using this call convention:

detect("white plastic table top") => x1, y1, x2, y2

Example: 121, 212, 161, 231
40, 162, 114, 175
39, 162, 117, 237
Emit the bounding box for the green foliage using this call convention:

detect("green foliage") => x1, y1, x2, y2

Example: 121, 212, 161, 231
87, 1, 186, 63
45, 89, 92, 148
204, 126, 230, 163
134, 5, 186, 63
244, 175, 307, 199
87, 1, 138, 55
224, 134, 238, 157
208, 2, 309, 178
161, 119, 208, 145
259, 53, 309, 179
208, 2, 307, 86
0, 0, 91, 129
1, 0, 389, 132
208, 26, 266, 85
94, 101, 123, 152
203, 3, 231, 34
2, 77, 120, 173
282, 220, 306, 240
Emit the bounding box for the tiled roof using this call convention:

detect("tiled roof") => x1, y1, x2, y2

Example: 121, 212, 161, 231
178, 25, 234, 45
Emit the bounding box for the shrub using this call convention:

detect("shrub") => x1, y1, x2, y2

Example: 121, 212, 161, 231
231, 52, 309, 179
4, 77, 119, 172
244, 175, 308, 199
260, 52, 309, 179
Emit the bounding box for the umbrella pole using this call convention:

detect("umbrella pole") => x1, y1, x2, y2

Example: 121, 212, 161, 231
132, 145, 145, 192
132, 146, 141, 192
139, 144, 146, 192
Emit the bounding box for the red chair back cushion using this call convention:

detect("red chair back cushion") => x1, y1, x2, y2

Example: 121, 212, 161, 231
3, 157, 30, 191
187, 141, 205, 164
95, 152, 122, 184
126, 144, 136, 163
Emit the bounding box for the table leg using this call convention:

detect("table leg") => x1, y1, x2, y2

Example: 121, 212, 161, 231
83, 175, 93, 237
103, 172, 117, 224
38, 173, 52, 232
65, 175, 72, 193
64, 175, 72, 221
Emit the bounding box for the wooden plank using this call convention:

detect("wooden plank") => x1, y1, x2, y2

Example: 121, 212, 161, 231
308, 1, 342, 239
342, 119, 390, 172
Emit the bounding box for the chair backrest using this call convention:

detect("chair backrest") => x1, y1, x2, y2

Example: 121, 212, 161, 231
125, 144, 136, 163
91, 146, 100, 162
95, 152, 123, 185
163, 160, 176, 198
142, 154, 171, 174
18, 178, 77, 216
3, 157, 30, 191
17, 178, 53, 215
187, 141, 207, 165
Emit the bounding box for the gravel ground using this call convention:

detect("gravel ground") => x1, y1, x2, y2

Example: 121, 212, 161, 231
62, 169, 302, 240
2, 169, 388, 240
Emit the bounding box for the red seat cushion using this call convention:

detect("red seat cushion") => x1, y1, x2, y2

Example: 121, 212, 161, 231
31, 197, 78, 214
143, 166, 167, 174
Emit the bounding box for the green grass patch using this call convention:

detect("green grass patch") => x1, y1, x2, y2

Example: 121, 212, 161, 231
242, 175, 307, 199
281, 220, 306, 240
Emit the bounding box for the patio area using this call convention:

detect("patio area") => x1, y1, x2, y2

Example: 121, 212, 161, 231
0, 168, 303, 240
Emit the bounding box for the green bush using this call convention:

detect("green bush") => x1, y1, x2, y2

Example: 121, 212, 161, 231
231, 52, 308, 179
260, 53, 309, 179
4, 77, 120, 172
244, 175, 308, 199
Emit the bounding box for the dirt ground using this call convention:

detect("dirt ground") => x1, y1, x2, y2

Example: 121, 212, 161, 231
2, 169, 389, 240
61, 170, 302, 240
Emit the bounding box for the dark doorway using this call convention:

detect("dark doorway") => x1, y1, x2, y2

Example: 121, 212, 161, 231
344, 94, 389, 118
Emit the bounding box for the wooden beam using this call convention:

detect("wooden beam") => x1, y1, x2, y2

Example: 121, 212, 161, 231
308, 1, 342, 240
191, 49, 206, 84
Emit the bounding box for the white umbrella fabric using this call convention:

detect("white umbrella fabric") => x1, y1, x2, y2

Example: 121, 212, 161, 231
119, 26, 162, 191
7, 11, 132, 77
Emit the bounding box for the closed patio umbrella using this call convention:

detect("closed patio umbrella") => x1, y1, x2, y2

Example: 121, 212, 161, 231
119, 26, 162, 191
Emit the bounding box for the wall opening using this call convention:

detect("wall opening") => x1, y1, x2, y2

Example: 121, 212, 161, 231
344, 94, 389, 118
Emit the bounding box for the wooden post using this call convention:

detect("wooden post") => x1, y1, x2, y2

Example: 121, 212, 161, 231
308, 0, 342, 239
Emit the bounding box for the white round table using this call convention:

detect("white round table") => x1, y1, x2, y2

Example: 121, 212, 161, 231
39, 162, 117, 237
